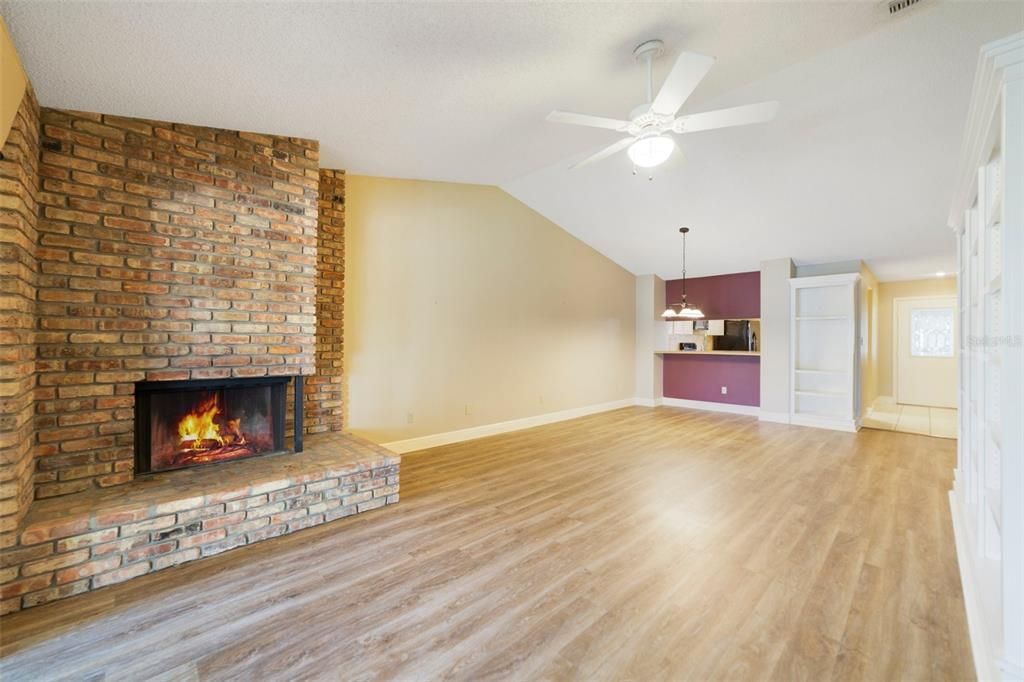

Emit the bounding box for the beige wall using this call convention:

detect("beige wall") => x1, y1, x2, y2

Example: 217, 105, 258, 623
344, 176, 636, 443
794, 260, 863, 278
1, 17, 28, 146
876, 277, 958, 398
634, 274, 665, 405
759, 257, 795, 419
860, 263, 880, 411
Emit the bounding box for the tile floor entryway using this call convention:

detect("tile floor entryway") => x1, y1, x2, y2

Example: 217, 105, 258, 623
862, 401, 957, 439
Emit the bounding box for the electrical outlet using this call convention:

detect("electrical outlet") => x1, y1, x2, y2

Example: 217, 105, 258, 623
406, 412, 414, 424
464, 404, 470, 416
721, 386, 728, 395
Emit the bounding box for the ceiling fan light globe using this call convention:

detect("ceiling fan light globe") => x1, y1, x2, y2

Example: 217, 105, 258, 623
679, 307, 704, 319
661, 307, 678, 318
627, 136, 674, 168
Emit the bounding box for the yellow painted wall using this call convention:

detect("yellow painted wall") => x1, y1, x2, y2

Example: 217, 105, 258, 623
345, 176, 636, 444
0, 17, 28, 146
860, 263, 880, 412
876, 277, 958, 398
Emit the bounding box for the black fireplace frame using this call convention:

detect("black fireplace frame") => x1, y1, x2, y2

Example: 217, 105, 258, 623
134, 375, 303, 475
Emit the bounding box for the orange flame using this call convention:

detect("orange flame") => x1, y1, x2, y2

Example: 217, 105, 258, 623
178, 398, 224, 449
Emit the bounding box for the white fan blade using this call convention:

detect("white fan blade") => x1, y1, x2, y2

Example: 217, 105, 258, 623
672, 101, 779, 134
547, 110, 631, 132
569, 137, 635, 170
650, 51, 716, 116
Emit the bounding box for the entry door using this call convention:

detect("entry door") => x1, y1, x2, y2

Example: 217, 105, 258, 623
895, 296, 957, 408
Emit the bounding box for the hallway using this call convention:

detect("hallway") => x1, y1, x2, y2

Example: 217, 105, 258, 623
862, 401, 957, 439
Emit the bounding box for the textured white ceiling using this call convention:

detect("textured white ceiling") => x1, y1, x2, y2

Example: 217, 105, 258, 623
3, 1, 1022, 281
2, 0, 887, 183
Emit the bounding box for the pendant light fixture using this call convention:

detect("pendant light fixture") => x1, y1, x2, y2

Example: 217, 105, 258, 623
661, 227, 705, 319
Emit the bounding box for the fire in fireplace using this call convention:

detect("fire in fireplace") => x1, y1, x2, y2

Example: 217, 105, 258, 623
156, 389, 273, 470
135, 377, 294, 474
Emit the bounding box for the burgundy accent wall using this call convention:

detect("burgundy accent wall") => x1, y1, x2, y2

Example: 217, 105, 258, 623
664, 271, 760, 319
662, 355, 760, 406
663, 270, 761, 407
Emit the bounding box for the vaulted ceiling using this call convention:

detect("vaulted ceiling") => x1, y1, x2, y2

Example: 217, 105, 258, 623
3, 1, 1021, 280
503, 2, 1023, 280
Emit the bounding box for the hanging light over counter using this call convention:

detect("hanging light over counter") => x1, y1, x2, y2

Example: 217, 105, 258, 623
661, 227, 705, 319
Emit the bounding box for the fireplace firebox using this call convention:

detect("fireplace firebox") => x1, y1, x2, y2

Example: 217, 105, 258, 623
134, 376, 302, 474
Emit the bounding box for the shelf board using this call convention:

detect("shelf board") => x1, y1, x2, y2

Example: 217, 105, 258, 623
794, 315, 848, 321
794, 368, 846, 375
792, 409, 848, 421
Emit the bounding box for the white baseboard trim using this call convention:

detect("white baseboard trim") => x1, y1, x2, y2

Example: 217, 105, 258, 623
382, 395, 862, 453
949, 485, 997, 682
789, 414, 860, 433
659, 397, 760, 417
380, 398, 636, 454
758, 410, 791, 424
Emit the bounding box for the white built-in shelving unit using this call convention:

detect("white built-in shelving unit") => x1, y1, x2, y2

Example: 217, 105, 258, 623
948, 32, 1023, 682
788, 273, 860, 432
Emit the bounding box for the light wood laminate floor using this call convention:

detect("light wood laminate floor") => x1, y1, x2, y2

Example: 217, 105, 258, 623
0, 407, 973, 681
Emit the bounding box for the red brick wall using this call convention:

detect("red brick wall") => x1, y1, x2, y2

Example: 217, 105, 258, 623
305, 169, 344, 433
0, 85, 40, 549
34, 109, 320, 498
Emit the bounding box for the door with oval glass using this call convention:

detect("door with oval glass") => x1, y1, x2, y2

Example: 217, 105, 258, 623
894, 296, 957, 408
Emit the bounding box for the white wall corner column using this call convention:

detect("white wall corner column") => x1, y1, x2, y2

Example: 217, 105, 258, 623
759, 258, 795, 423
635, 274, 666, 406
947, 31, 1024, 682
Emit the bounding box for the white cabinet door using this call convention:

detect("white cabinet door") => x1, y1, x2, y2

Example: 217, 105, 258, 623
672, 320, 694, 335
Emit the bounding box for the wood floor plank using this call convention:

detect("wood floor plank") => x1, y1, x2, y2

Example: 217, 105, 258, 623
0, 406, 974, 681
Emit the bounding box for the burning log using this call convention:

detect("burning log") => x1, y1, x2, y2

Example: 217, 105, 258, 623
178, 398, 224, 449
172, 443, 256, 467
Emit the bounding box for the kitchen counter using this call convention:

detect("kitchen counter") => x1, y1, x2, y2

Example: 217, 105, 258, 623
655, 350, 760, 357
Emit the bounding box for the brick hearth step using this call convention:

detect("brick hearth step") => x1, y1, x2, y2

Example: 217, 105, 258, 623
0, 433, 399, 613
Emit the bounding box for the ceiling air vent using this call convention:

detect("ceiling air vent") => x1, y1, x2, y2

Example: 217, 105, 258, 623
887, 0, 924, 15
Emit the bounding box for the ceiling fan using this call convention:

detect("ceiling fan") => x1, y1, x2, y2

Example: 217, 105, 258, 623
547, 40, 779, 170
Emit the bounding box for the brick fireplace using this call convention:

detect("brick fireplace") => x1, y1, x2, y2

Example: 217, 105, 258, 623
0, 88, 398, 613
32, 107, 320, 497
